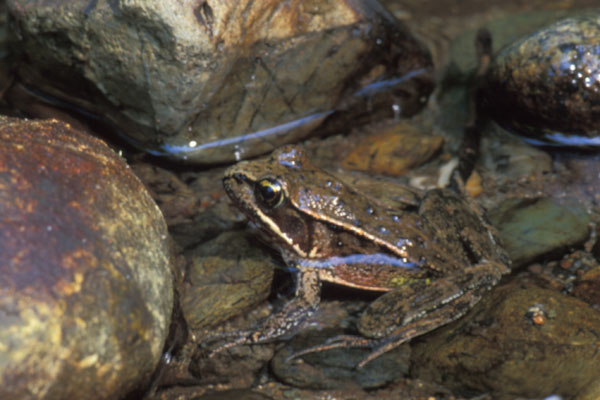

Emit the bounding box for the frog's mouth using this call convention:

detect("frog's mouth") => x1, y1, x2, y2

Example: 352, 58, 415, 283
222, 173, 257, 219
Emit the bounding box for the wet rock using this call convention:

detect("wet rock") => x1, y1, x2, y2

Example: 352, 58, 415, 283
181, 231, 274, 330
146, 386, 274, 400
593, 225, 600, 260
131, 163, 200, 226
253, 378, 454, 400
464, 170, 483, 197
411, 277, 600, 399
159, 166, 244, 249
481, 15, 600, 147
572, 266, 600, 306
577, 381, 600, 400
489, 197, 590, 267
481, 123, 553, 179
192, 389, 274, 400
0, 117, 173, 399
8, 0, 433, 163
169, 202, 243, 249
191, 303, 276, 388
341, 121, 444, 176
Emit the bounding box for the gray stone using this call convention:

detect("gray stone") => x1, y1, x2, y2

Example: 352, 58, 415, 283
489, 197, 590, 267
8, 0, 433, 163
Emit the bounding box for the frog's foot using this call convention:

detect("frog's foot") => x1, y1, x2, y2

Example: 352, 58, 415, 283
205, 312, 319, 358
198, 329, 259, 358
203, 318, 305, 353
286, 332, 415, 368
285, 334, 382, 368
355, 333, 413, 368
202, 270, 322, 357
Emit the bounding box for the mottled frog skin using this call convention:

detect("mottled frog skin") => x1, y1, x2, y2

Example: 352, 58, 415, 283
221, 145, 510, 366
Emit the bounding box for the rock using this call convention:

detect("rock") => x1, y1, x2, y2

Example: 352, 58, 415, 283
130, 163, 200, 225
341, 121, 444, 176
8, 0, 433, 163
481, 15, 600, 147
577, 381, 600, 400
145, 387, 274, 400
252, 378, 454, 400
193, 389, 274, 400
464, 170, 483, 197
411, 277, 600, 399
572, 266, 600, 306
181, 231, 274, 330
593, 225, 600, 260
191, 303, 276, 389
488, 197, 590, 267
0, 117, 173, 399
480, 123, 553, 179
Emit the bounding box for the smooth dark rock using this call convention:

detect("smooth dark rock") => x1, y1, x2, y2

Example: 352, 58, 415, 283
181, 231, 274, 330
193, 389, 273, 400
411, 277, 600, 399
0, 117, 173, 399
489, 197, 590, 267
482, 15, 600, 147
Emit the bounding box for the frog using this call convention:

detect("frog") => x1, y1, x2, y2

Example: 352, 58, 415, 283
218, 145, 510, 367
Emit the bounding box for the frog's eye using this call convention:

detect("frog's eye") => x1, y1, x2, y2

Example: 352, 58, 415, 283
255, 178, 285, 209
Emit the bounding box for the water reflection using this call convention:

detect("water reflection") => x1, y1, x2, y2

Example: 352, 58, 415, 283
153, 110, 334, 159
293, 253, 422, 270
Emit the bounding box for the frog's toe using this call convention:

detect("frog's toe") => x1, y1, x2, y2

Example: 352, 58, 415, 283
201, 328, 254, 344
207, 335, 250, 358
323, 334, 369, 345
357, 335, 410, 368
285, 334, 375, 363
198, 329, 257, 357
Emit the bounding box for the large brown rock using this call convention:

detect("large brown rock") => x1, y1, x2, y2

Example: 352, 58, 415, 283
411, 277, 600, 399
7, 0, 433, 163
0, 117, 173, 399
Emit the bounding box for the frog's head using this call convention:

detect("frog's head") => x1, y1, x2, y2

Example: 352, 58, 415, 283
223, 146, 316, 258
224, 145, 403, 263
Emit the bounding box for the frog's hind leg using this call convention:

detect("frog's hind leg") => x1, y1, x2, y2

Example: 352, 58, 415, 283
282, 334, 373, 368
284, 281, 487, 369
288, 261, 507, 368
285, 285, 482, 368
357, 261, 507, 367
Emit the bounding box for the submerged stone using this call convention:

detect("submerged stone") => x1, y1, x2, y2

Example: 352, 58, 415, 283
488, 197, 590, 267
412, 277, 600, 399
482, 16, 600, 147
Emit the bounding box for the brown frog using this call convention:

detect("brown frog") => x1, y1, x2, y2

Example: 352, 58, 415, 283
219, 145, 510, 367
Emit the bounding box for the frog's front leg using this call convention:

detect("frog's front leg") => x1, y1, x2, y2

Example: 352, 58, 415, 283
206, 269, 321, 355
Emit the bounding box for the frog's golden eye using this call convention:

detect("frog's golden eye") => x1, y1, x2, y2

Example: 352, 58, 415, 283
255, 178, 285, 209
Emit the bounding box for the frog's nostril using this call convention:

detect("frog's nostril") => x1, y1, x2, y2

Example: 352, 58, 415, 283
228, 173, 247, 183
